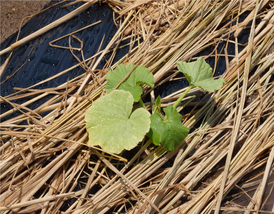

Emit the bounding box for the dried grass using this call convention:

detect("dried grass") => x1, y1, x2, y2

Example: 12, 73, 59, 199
1, 0, 274, 213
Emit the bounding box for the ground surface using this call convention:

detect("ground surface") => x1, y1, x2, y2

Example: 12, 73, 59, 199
0, 0, 50, 43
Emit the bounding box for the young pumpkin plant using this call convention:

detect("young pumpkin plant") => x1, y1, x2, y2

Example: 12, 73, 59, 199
85, 58, 225, 154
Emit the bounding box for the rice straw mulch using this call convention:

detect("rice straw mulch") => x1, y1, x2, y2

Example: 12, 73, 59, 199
1, 0, 274, 213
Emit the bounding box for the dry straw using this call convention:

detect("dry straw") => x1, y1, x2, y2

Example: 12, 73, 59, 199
1, 0, 274, 213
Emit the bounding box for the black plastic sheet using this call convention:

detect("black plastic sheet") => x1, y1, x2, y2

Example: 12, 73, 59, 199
1, 1, 129, 120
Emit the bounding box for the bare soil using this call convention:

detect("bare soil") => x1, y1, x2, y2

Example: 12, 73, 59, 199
0, 0, 50, 43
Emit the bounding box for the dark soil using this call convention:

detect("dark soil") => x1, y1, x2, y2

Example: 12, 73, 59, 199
0, 0, 50, 43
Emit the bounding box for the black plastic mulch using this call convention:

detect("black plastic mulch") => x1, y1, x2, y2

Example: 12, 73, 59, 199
0, 1, 129, 121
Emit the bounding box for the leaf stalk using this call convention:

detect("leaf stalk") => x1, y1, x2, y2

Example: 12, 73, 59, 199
173, 85, 193, 109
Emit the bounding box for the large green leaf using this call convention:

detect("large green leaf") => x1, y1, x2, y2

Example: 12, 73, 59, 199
105, 63, 154, 102
85, 90, 151, 154
177, 57, 225, 92
147, 106, 190, 151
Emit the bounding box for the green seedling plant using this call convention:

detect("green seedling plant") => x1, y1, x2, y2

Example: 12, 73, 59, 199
85, 58, 225, 154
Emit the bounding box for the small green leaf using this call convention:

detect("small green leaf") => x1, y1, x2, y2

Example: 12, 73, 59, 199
177, 57, 225, 92
105, 63, 134, 93
85, 90, 151, 154
106, 63, 154, 102
147, 106, 190, 151
152, 96, 161, 113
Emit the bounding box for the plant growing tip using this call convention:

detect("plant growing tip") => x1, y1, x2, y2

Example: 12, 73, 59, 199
152, 96, 161, 113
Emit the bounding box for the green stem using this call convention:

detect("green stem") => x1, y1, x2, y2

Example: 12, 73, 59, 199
172, 85, 193, 109
139, 99, 145, 108
163, 85, 193, 121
